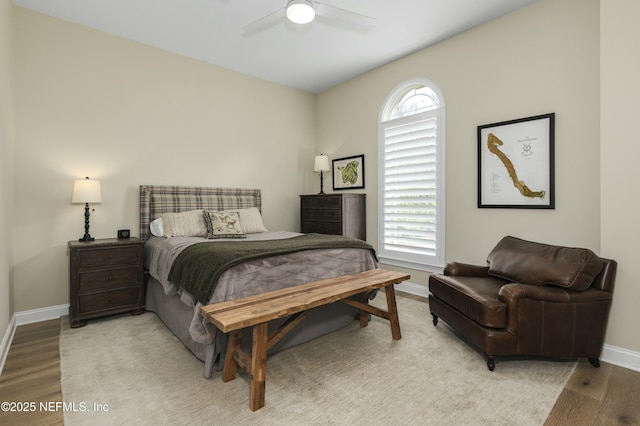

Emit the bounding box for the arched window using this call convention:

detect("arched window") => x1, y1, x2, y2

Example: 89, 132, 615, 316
378, 79, 446, 270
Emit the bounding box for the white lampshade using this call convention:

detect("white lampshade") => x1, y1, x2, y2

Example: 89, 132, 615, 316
314, 154, 330, 172
71, 177, 102, 204
286, 0, 316, 24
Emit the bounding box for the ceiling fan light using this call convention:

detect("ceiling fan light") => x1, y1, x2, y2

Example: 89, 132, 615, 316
286, 0, 315, 24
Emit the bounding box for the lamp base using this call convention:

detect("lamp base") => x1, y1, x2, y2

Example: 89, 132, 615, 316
79, 203, 95, 242
318, 171, 326, 195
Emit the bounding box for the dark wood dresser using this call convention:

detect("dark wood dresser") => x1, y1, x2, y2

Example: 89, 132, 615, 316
68, 238, 145, 328
300, 193, 366, 240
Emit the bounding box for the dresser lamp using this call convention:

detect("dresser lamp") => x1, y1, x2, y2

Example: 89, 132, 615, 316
72, 177, 102, 242
314, 154, 330, 195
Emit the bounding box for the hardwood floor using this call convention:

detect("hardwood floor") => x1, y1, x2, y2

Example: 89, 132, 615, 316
0, 319, 63, 426
0, 311, 639, 425
545, 360, 640, 425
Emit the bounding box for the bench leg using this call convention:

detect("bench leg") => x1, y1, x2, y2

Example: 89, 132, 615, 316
222, 329, 242, 382
222, 325, 269, 411
358, 293, 369, 328
384, 285, 401, 340
250, 323, 268, 411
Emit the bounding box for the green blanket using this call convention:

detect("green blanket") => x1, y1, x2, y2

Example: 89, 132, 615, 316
167, 233, 377, 305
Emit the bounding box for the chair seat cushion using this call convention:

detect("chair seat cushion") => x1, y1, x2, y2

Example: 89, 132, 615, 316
429, 275, 507, 328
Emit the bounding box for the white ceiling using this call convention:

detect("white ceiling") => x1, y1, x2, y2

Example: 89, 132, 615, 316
13, 0, 538, 93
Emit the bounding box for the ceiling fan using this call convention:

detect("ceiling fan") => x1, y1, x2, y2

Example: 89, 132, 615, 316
243, 0, 376, 36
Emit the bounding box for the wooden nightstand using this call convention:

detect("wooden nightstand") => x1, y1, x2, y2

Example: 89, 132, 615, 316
68, 238, 146, 328
300, 193, 366, 240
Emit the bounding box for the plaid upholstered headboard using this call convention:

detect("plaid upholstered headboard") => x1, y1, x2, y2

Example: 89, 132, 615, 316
139, 185, 262, 240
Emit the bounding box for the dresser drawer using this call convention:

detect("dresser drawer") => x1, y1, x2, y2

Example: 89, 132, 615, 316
78, 266, 141, 292
300, 194, 366, 240
301, 208, 341, 221
301, 196, 342, 209
78, 287, 141, 314
301, 220, 341, 235
78, 246, 140, 269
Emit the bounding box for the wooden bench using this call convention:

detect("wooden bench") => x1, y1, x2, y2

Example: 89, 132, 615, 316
200, 269, 410, 411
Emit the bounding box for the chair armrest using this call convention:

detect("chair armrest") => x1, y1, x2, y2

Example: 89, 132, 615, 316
444, 262, 490, 277
499, 283, 613, 304
498, 282, 614, 342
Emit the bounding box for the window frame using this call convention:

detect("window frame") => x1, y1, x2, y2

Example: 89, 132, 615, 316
378, 79, 446, 272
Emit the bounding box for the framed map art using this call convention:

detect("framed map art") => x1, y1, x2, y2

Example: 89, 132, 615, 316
332, 155, 365, 190
478, 113, 555, 209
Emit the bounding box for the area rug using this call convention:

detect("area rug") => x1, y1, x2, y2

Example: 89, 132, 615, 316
60, 294, 575, 425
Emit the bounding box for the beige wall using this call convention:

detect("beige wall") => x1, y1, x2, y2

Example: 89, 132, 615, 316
316, 0, 639, 355
0, 0, 15, 336
9, 0, 639, 357
316, 0, 600, 284
600, 0, 640, 352
13, 8, 316, 312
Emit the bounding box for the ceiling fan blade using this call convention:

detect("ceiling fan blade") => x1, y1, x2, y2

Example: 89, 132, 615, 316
243, 7, 286, 36
315, 1, 376, 29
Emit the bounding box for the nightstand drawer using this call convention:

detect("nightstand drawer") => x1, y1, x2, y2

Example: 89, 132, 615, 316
78, 266, 141, 292
69, 238, 146, 327
78, 246, 140, 269
78, 287, 140, 314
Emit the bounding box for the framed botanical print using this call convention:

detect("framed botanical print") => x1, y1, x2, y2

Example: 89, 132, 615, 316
332, 155, 365, 190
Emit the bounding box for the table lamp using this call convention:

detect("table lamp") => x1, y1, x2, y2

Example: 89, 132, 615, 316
314, 154, 330, 194
72, 177, 102, 242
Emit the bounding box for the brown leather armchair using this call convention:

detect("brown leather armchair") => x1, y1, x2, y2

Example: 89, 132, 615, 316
428, 236, 616, 371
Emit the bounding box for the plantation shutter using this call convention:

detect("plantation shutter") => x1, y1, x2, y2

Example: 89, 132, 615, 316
381, 114, 438, 259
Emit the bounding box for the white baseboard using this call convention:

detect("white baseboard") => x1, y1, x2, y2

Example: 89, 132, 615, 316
15, 303, 69, 326
0, 304, 69, 375
602, 344, 640, 372
395, 280, 429, 298
396, 281, 640, 372
0, 315, 17, 377
0, 304, 69, 376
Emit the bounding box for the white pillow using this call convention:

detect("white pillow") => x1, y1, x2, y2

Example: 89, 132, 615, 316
150, 217, 164, 237
237, 207, 268, 234
161, 209, 207, 238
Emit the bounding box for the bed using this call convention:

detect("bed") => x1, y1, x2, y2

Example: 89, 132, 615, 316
139, 185, 379, 378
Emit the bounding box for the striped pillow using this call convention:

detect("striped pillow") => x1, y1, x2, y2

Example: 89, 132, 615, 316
161, 209, 207, 238
237, 207, 268, 234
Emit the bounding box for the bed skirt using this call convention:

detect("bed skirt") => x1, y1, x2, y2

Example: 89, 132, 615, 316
145, 276, 360, 378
